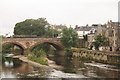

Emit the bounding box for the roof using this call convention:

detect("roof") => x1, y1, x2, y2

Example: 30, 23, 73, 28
107, 20, 120, 27
75, 26, 93, 31
51, 24, 67, 30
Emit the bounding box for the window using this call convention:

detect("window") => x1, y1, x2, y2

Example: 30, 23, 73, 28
108, 30, 114, 37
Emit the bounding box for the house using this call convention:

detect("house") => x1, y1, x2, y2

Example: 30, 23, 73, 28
75, 25, 97, 39
104, 20, 120, 51
88, 24, 106, 44
88, 20, 120, 52
49, 24, 67, 38
50, 24, 67, 32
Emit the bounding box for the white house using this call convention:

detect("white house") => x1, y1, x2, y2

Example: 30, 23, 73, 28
75, 26, 97, 39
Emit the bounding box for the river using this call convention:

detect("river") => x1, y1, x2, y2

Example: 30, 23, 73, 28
1, 54, 120, 79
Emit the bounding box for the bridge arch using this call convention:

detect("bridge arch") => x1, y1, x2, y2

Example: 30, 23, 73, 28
30, 41, 64, 51
2, 42, 25, 55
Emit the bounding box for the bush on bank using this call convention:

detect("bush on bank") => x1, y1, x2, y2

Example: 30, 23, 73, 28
28, 49, 48, 65
28, 56, 48, 65
64, 48, 73, 57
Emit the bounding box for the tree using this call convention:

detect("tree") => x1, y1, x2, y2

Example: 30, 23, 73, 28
2, 44, 22, 55
14, 18, 60, 37
14, 18, 50, 37
92, 35, 109, 50
44, 28, 60, 38
32, 43, 50, 54
33, 49, 46, 58
61, 27, 78, 48
2, 44, 14, 53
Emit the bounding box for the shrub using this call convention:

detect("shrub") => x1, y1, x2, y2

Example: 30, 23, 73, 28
27, 49, 48, 65
64, 48, 73, 57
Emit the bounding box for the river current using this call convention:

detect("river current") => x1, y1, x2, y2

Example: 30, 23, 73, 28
0, 55, 120, 79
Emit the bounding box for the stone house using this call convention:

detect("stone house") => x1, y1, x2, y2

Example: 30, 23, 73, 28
50, 24, 67, 32
88, 20, 120, 52
84, 24, 103, 49
50, 24, 67, 38
104, 20, 120, 51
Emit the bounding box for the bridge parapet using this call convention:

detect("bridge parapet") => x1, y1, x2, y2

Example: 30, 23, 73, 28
3, 38, 61, 41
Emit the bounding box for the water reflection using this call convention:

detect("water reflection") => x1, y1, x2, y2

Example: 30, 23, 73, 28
1, 71, 17, 78
2, 59, 34, 78
1, 55, 120, 79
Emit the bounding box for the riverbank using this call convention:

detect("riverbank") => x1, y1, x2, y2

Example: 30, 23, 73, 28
72, 48, 120, 65
13, 55, 63, 70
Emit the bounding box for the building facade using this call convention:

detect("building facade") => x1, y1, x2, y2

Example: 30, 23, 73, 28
88, 20, 120, 52
75, 25, 97, 39
105, 20, 120, 51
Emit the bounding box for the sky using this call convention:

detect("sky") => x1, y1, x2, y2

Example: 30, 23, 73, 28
0, 0, 119, 35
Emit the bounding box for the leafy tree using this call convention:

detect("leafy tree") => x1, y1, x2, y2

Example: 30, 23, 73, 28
2, 44, 14, 53
14, 18, 63, 37
32, 43, 50, 53
33, 49, 46, 58
14, 18, 50, 37
28, 49, 48, 65
92, 35, 109, 50
44, 28, 60, 38
2, 44, 23, 55
61, 27, 78, 48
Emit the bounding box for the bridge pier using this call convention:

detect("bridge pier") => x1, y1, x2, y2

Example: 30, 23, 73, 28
56, 50, 65, 56
24, 49, 31, 55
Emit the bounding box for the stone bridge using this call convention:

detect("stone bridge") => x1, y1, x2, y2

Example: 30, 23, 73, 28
2, 38, 64, 55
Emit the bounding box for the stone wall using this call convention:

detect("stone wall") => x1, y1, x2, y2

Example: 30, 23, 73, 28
72, 48, 120, 65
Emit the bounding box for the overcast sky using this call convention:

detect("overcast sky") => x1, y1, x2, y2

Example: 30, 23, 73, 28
0, 0, 119, 35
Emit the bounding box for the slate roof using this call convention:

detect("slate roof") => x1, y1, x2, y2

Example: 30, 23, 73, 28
111, 22, 120, 26
75, 26, 93, 31
107, 21, 120, 27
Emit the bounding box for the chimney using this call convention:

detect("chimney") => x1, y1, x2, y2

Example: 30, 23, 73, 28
110, 20, 112, 23
75, 25, 78, 28
86, 24, 89, 27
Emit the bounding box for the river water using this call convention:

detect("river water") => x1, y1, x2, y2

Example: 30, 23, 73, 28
1, 55, 120, 79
